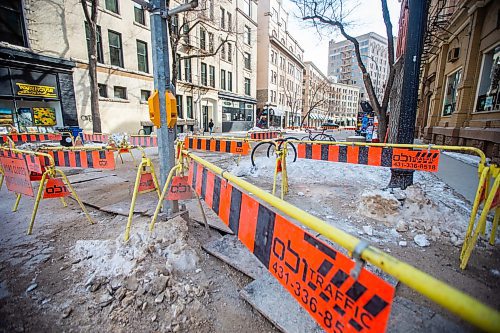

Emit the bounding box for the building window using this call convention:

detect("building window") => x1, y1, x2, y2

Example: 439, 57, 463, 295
209, 65, 215, 87
105, 0, 119, 14
228, 71, 233, 92
220, 7, 225, 29
208, 32, 214, 52
140, 90, 150, 102
244, 52, 251, 70
176, 53, 182, 81
476, 45, 500, 112
227, 43, 232, 63
0, 0, 27, 47
442, 69, 462, 116
136, 40, 149, 73
182, 19, 190, 44
243, 0, 251, 17
176, 95, 183, 118
244, 78, 251, 96
114, 86, 127, 99
200, 28, 206, 50
201, 62, 207, 86
186, 96, 193, 118
220, 40, 226, 60
134, 4, 145, 25
98, 84, 108, 98
244, 26, 251, 45
184, 59, 192, 82
221, 69, 226, 90
85, 23, 104, 63
208, 0, 214, 20
172, 15, 179, 35
272, 8, 278, 22
108, 30, 124, 67
227, 12, 232, 32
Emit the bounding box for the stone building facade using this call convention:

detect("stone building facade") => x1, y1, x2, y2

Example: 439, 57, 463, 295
416, 0, 500, 161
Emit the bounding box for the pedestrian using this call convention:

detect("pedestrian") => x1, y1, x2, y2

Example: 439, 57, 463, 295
208, 119, 214, 135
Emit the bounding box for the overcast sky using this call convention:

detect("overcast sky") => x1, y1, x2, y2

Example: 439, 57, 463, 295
284, 0, 402, 74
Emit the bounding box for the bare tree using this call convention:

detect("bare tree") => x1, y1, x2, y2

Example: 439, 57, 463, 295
166, 0, 238, 89
292, 0, 395, 140
81, 0, 102, 133
284, 83, 303, 127
300, 79, 331, 127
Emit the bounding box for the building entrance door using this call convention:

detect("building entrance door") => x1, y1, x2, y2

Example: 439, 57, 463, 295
202, 106, 209, 132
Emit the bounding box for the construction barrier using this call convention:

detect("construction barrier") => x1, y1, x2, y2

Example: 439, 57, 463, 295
184, 137, 250, 155
249, 130, 281, 140
321, 125, 340, 131
82, 132, 109, 143
129, 135, 158, 147
37, 147, 116, 170
0, 147, 93, 234
460, 164, 500, 269
0, 133, 63, 145
149, 151, 500, 332
124, 151, 161, 241
296, 142, 440, 172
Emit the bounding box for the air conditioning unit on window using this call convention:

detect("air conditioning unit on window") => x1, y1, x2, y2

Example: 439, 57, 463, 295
447, 48, 460, 62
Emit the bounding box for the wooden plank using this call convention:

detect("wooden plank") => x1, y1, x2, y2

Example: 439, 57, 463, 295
240, 272, 324, 333
202, 235, 266, 279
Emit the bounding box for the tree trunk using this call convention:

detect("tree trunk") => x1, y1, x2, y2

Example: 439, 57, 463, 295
88, 31, 102, 133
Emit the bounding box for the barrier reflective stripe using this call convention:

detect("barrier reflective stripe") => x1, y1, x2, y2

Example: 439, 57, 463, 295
0, 133, 62, 144
82, 133, 109, 143
40, 150, 115, 169
184, 137, 250, 155
250, 131, 280, 140
129, 135, 158, 147
297, 143, 440, 172
188, 159, 395, 332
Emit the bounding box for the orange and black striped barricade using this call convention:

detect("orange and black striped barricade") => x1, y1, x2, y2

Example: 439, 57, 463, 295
296, 143, 440, 172
38, 147, 116, 170
184, 137, 250, 155
129, 135, 158, 147
82, 132, 109, 143
249, 130, 281, 140
0, 147, 93, 234
0, 133, 63, 145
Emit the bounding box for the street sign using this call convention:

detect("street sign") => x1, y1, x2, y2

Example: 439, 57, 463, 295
0, 156, 34, 196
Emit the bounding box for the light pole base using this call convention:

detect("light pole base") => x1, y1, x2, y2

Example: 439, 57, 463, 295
388, 169, 414, 190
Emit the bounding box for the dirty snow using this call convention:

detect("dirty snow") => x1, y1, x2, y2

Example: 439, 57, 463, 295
230, 156, 471, 248
443, 151, 483, 167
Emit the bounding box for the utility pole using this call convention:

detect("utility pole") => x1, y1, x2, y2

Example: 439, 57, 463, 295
134, 0, 198, 213
389, 0, 429, 189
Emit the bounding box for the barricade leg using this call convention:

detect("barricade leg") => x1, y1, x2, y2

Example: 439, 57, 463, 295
12, 193, 21, 212
489, 207, 499, 246
60, 197, 68, 207
480, 175, 492, 236
461, 167, 490, 260
0, 172, 4, 190
272, 156, 279, 196
57, 169, 94, 226
27, 172, 48, 235
149, 165, 181, 233
125, 159, 147, 242
460, 175, 500, 269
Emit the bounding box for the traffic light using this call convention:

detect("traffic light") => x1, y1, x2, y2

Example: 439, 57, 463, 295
148, 90, 160, 128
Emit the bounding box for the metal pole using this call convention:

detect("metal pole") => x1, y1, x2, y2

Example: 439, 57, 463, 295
150, 0, 178, 213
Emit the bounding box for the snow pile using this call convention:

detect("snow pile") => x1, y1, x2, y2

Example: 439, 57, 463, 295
70, 217, 198, 279
358, 184, 468, 246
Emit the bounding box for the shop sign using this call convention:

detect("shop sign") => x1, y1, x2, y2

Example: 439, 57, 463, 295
245, 103, 253, 109
16, 83, 57, 98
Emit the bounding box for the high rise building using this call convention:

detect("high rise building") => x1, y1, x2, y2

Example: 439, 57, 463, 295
256, 0, 304, 128
303, 62, 360, 127
0, 0, 258, 134
328, 32, 389, 102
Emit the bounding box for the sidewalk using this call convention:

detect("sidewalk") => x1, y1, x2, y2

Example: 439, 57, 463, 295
436, 153, 479, 203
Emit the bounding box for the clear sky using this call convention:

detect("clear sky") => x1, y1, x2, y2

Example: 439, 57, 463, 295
284, 0, 402, 74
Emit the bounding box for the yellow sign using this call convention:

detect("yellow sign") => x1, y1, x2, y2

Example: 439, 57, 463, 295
33, 107, 56, 126
16, 83, 57, 98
